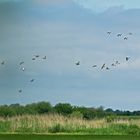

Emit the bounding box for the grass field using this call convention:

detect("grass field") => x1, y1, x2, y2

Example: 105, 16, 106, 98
0, 135, 140, 140
0, 114, 140, 135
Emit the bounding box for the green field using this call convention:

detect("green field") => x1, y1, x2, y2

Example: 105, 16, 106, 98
0, 115, 140, 135
0, 135, 140, 140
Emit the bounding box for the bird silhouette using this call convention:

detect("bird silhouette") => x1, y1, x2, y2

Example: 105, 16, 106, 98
92, 65, 97, 68
34, 55, 39, 58
30, 79, 35, 82
129, 32, 132, 35
117, 33, 122, 37
19, 61, 24, 65
21, 67, 25, 71
124, 37, 128, 40
18, 89, 22, 93
1, 61, 5, 65
75, 61, 80, 65
43, 56, 47, 60
111, 63, 116, 67
101, 63, 105, 70
106, 67, 110, 70
107, 31, 111, 35
115, 61, 120, 65
126, 57, 130, 61
32, 58, 35, 60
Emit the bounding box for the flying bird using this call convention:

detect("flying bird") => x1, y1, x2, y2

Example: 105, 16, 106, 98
18, 89, 22, 93
75, 61, 80, 65
101, 63, 105, 70
92, 65, 97, 68
117, 33, 122, 37
124, 37, 128, 40
43, 56, 47, 60
126, 57, 130, 61
111, 63, 116, 67
107, 31, 111, 35
129, 32, 132, 35
106, 67, 110, 70
21, 67, 25, 71
34, 55, 39, 58
30, 79, 35, 82
19, 61, 24, 65
115, 61, 120, 65
1, 61, 5, 65
32, 58, 35, 60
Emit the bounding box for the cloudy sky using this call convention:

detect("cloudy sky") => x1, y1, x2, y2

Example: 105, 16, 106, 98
1, 0, 140, 110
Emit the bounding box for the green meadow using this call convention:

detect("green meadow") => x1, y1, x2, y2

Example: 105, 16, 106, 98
0, 114, 140, 135
0, 102, 140, 135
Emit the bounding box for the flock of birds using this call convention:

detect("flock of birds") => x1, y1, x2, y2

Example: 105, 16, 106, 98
75, 31, 133, 71
0, 55, 47, 93
18, 55, 47, 93
75, 56, 130, 70
107, 31, 133, 40
0, 31, 133, 94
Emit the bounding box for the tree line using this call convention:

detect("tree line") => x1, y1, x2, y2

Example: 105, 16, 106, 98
0, 101, 140, 119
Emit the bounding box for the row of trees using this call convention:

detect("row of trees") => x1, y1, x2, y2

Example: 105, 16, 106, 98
0, 101, 139, 119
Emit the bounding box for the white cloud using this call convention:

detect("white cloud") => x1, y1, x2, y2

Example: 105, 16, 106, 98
74, 0, 140, 13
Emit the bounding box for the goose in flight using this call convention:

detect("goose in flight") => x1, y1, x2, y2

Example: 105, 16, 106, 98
92, 65, 97, 68
30, 79, 35, 82
117, 33, 122, 37
111, 63, 116, 67
115, 61, 120, 65
18, 89, 22, 93
1, 61, 5, 65
20, 61, 24, 65
21, 67, 25, 71
107, 31, 111, 35
75, 61, 80, 65
101, 63, 105, 70
106, 67, 110, 70
35, 55, 39, 58
43, 56, 47, 60
126, 57, 130, 61
124, 37, 128, 40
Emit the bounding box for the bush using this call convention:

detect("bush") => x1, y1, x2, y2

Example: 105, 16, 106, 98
54, 103, 73, 116
36, 102, 52, 114
106, 115, 116, 123
83, 110, 95, 120
48, 124, 64, 133
70, 111, 83, 119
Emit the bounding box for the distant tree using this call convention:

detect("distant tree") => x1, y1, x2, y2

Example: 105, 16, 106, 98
70, 111, 83, 119
82, 109, 95, 120
25, 102, 52, 114
0, 105, 15, 117
9, 104, 25, 115
25, 103, 38, 114
36, 101, 52, 114
96, 106, 105, 118
54, 103, 73, 116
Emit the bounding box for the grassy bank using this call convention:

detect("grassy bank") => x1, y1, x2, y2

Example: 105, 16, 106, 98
0, 114, 140, 135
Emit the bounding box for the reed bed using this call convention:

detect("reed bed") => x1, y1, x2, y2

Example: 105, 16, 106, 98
0, 114, 140, 135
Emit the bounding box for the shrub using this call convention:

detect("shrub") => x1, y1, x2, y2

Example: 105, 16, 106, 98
106, 115, 116, 123
70, 111, 83, 119
54, 103, 73, 116
48, 124, 64, 133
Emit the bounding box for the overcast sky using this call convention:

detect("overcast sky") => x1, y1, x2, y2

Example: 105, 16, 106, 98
1, 0, 140, 110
